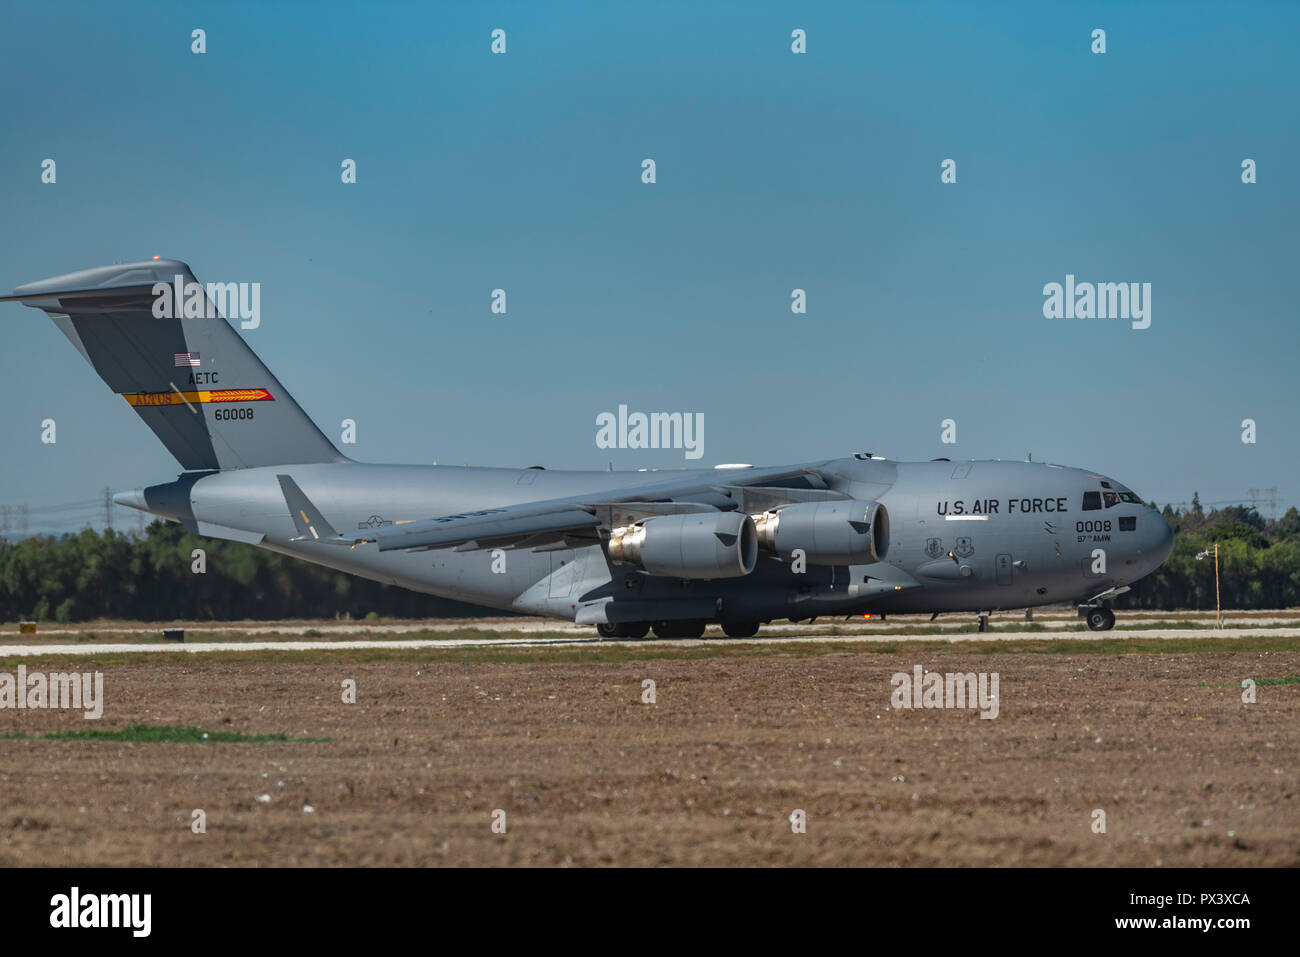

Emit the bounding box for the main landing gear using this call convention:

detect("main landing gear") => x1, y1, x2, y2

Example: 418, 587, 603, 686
596, 621, 651, 639
652, 619, 707, 639
596, 619, 762, 640
1079, 605, 1116, 632
594, 620, 704, 639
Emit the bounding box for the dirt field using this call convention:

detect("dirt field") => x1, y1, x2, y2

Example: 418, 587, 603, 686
1, 640, 1297, 867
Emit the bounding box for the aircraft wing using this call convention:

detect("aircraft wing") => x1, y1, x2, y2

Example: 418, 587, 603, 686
341, 464, 832, 553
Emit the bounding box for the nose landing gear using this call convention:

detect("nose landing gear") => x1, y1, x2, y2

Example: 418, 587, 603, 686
1079, 585, 1128, 632
1079, 605, 1116, 631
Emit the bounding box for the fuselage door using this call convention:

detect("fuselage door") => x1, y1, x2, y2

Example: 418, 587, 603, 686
995, 553, 1013, 585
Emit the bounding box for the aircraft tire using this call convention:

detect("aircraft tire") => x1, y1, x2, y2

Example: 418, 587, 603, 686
1086, 607, 1116, 632
653, 620, 706, 639
597, 621, 651, 639
721, 621, 760, 638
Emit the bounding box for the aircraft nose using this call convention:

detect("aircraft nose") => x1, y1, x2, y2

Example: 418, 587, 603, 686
1146, 512, 1175, 567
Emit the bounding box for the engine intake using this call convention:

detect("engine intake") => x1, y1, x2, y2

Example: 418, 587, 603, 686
607, 512, 758, 579
753, 500, 889, 565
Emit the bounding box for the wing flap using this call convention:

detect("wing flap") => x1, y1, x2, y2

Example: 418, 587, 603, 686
362, 506, 599, 552
343, 465, 828, 553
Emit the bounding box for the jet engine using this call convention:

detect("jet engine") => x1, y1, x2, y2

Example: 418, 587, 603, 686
753, 500, 889, 565
607, 512, 758, 579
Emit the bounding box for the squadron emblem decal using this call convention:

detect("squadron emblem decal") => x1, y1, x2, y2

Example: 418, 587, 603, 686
123, 388, 274, 407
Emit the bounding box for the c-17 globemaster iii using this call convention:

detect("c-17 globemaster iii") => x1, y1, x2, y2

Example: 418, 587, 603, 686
2, 260, 1175, 637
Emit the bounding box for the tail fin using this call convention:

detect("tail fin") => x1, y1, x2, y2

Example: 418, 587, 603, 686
1, 259, 345, 471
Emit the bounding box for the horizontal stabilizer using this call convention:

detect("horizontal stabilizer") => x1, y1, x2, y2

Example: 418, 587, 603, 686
0, 282, 160, 307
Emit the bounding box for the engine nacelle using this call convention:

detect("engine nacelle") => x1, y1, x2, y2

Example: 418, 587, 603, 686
607, 512, 758, 579
753, 500, 889, 565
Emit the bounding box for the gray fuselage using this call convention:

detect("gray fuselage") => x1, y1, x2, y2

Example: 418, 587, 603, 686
118, 455, 1175, 624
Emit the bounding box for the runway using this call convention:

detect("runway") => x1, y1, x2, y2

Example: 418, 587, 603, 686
3, 626, 1298, 656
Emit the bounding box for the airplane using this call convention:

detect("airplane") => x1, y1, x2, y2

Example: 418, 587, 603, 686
2, 259, 1175, 637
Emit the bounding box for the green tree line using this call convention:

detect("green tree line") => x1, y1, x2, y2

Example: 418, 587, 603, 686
1117, 498, 1300, 611
0, 520, 491, 623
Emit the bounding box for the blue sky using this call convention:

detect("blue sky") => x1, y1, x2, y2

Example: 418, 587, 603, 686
1, 1, 1297, 533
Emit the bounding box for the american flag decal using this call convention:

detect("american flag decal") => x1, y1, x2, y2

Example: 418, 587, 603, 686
174, 352, 200, 367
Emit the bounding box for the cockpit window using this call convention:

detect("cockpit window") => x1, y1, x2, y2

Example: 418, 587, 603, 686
1102, 490, 1142, 508
1103, 490, 1143, 507
1082, 491, 1102, 511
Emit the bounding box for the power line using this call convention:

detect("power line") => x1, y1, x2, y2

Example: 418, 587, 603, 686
0, 495, 123, 538
19, 500, 100, 514
1248, 487, 1278, 523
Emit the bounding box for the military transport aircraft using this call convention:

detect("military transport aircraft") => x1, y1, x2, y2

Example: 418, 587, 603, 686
2, 260, 1174, 637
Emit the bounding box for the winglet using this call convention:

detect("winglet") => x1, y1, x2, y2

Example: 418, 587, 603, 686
277, 474, 346, 543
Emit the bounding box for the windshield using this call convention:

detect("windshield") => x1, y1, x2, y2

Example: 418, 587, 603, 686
1104, 490, 1143, 508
